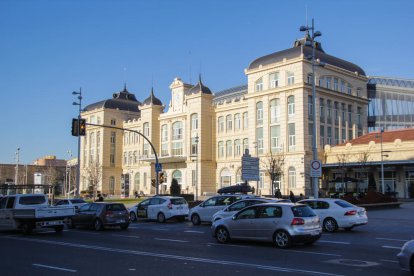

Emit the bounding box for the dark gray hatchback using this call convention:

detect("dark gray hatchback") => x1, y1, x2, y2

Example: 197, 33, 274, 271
67, 202, 130, 231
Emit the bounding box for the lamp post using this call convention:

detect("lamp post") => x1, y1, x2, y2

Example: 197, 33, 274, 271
72, 88, 82, 197
195, 134, 199, 201
15, 147, 20, 185
300, 19, 322, 199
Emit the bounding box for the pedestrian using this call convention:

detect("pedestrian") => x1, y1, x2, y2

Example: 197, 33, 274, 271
275, 188, 282, 198
299, 193, 304, 200
134, 191, 138, 199
96, 193, 104, 202
251, 186, 255, 194
289, 191, 295, 202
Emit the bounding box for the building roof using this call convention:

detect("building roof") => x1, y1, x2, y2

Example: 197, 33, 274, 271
340, 128, 414, 146
186, 75, 212, 96
368, 77, 414, 89
83, 85, 141, 112
213, 84, 248, 103
142, 87, 162, 106
248, 35, 366, 76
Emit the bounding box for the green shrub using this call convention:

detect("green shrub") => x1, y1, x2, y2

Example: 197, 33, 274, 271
170, 178, 181, 195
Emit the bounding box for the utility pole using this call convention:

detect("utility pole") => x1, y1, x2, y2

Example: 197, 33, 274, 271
72, 88, 82, 197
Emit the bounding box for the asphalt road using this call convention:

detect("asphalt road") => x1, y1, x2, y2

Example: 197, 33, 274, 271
1, 203, 413, 276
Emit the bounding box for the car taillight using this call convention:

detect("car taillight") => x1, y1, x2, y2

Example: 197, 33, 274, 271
291, 218, 305, 225
105, 211, 114, 217
167, 203, 172, 209
344, 210, 357, 216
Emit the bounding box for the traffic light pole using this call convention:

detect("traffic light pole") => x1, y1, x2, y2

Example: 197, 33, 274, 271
85, 123, 160, 195
72, 88, 82, 197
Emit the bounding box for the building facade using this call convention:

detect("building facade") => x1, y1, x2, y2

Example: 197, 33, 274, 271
80, 34, 370, 197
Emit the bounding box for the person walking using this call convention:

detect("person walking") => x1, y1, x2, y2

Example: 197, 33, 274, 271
289, 191, 295, 202
274, 189, 282, 198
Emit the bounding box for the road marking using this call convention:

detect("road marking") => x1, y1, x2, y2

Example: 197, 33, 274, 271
206, 243, 251, 248
288, 250, 341, 257
32, 264, 77, 273
112, 234, 140, 239
376, 238, 409, 242
380, 259, 398, 263
318, 240, 350, 245
381, 245, 401, 249
8, 237, 343, 276
184, 230, 205, 234
154, 238, 189, 243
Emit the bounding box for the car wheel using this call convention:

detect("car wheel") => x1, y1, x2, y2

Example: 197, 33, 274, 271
274, 230, 292, 249
21, 223, 33, 235
94, 219, 104, 231
120, 224, 129, 230
191, 214, 201, 225
157, 212, 166, 223
130, 212, 137, 222
323, 218, 338, 233
54, 225, 64, 233
216, 227, 230, 243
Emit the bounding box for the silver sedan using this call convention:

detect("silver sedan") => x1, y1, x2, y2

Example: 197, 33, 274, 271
211, 202, 322, 249
397, 239, 414, 274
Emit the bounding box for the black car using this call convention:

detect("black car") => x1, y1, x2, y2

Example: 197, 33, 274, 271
217, 184, 252, 194
67, 202, 130, 231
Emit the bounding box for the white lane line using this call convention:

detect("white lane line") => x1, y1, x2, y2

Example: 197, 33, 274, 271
380, 259, 398, 263
206, 243, 251, 248
318, 240, 350, 245
154, 238, 189, 243
382, 245, 401, 249
112, 234, 140, 239
376, 238, 409, 242
288, 250, 341, 257
9, 236, 342, 276
32, 263, 77, 273
184, 230, 205, 234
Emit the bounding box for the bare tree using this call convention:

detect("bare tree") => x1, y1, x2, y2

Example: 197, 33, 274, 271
336, 153, 349, 193
44, 166, 60, 202
356, 150, 371, 192
262, 150, 285, 196
85, 161, 102, 201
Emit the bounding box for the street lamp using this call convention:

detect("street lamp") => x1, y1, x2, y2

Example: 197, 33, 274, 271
379, 128, 391, 194
195, 134, 199, 201
72, 88, 82, 197
300, 19, 322, 199
65, 150, 72, 198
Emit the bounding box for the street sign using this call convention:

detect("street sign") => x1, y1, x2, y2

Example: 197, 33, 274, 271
155, 163, 162, 172
242, 151, 260, 181
310, 160, 322, 178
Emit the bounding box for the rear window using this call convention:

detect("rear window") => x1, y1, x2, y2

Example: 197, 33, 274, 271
171, 198, 187, 205
334, 200, 354, 208
106, 204, 126, 211
291, 205, 317, 217
70, 199, 86, 204
19, 196, 46, 205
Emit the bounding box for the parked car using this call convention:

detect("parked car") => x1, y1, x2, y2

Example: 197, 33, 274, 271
212, 198, 291, 222
211, 202, 321, 248
67, 202, 130, 231
298, 198, 368, 232
397, 239, 414, 274
55, 198, 87, 210
128, 196, 189, 223
189, 194, 256, 225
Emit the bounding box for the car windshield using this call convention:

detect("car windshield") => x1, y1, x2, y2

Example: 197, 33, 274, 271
291, 205, 317, 217
106, 204, 126, 211
19, 196, 46, 205
70, 199, 86, 204
171, 198, 186, 205
334, 200, 354, 208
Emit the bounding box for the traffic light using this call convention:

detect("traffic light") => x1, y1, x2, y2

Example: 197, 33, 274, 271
159, 172, 165, 184
71, 118, 79, 136
79, 119, 86, 136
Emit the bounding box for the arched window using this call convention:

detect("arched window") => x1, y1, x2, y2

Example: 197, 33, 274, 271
243, 138, 249, 153
234, 113, 241, 131
172, 121, 183, 140
256, 101, 263, 125
161, 124, 169, 156
270, 98, 280, 123
191, 113, 198, 131
143, 122, 150, 137
255, 77, 263, 91
236, 168, 242, 183
218, 141, 224, 158
218, 116, 224, 133
109, 176, 115, 195
287, 96, 295, 117
226, 140, 232, 157
243, 112, 248, 129
288, 167, 296, 189
234, 139, 241, 156
226, 114, 232, 132
134, 173, 140, 193
220, 168, 231, 188
172, 170, 182, 185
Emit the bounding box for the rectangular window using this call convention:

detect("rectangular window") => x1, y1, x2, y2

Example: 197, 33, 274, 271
340, 81, 345, 93
357, 107, 362, 125
342, 103, 346, 124
270, 125, 280, 152
334, 102, 339, 124
226, 140, 233, 157
320, 125, 325, 147
287, 72, 295, 85
226, 115, 233, 132
348, 105, 353, 125
342, 128, 346, 143
161, 143, 169, 156
243, 112, 248, 130
348, 129, 353, 141
309, 123, 313, 149
243, 138, 249, 153
218, 117, 224, 133
218, 142, 224, 158
327, 127, 332, 145
347, 85, 352, 95
257, 127, 263, 154
256, 105, 263, 126
288, 123, 295, 151
172, 142, 183, 156
234, 114, 241, 131
110, 119, 116, 126
191, 138, 198, 155
270, 99, 280, 124
234, 140, 241, 156
269, 72, 279, 88
259, 172, 265, 189
320, 98, 325, 123
334, 78, 339, 91
335, 128, 339, 145
308, 95, 313, 119
326, 77, 331, 89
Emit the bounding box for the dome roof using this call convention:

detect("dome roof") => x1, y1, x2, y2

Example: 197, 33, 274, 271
248, 36, 366, 76
142, 87, 163, 106
83, 85, 141, 112
186, 75, 212, 95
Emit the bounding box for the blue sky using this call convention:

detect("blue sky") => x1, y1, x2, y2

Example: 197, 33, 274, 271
1, 0, 413, 164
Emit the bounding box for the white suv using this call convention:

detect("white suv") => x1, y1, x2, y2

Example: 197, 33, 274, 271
128, 196, 189, 223
189, 194, 255, 225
